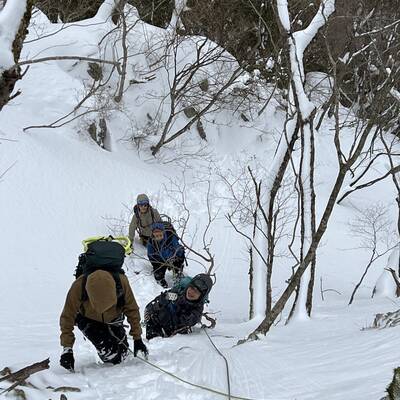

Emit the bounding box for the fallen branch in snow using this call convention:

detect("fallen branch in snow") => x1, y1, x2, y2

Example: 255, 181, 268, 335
14, 56, 122, 75
0, 161, 17, 182
47, 385, 81, 393
201, 312, 217, 329
371, 310, 400, 330
0, 358, 49, 394
0, 358, 49, 384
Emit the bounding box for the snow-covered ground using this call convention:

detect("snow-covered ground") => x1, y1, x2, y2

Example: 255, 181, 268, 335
1, 5, 399, 400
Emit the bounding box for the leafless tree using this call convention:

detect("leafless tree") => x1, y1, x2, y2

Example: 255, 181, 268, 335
238, 0, 400, 341
348, 203, 397, 305
148, 34, 246, 156
161, 170, 217, 274
219, 158, 296, 319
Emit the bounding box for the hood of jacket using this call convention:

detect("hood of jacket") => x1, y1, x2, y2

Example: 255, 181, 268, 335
137, 193, 150, 205
85, 270, 117, 314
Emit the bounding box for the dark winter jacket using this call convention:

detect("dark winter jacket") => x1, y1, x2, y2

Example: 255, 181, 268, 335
147, 230, 185, 265
145, 280, 205, 337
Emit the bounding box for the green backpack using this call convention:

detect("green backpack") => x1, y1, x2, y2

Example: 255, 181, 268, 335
74, 236, 131, 308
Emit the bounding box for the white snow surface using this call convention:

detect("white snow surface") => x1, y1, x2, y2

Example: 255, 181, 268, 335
0, 7, 399, 400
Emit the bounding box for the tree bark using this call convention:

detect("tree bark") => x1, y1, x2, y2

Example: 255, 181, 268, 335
0, 0, 34, 111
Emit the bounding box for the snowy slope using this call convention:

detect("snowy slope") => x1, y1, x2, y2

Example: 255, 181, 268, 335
1, 5, 399, 400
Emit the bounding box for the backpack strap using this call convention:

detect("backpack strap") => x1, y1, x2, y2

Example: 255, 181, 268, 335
80, 275, 89, 316
112, 272, 125, 308
150, 206, 155, 222
134, 205, 142, 229
81, 275, 89, 302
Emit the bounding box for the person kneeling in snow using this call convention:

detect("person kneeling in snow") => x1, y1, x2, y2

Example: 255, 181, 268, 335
144, 274, 213, 340
147, 222, 185, 288
59, 270, 148, 371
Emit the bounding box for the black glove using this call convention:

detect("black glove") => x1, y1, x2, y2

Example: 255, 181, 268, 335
134, 339, 148, 357
60, 348, 75, 371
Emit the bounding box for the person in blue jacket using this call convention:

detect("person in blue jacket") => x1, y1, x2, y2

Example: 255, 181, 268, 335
147, 222, 185, 288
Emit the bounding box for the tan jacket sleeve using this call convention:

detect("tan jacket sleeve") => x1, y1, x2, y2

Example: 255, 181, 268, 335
60, 279, 82, 348
121, 276, 142, 339
128, 214, 138, 243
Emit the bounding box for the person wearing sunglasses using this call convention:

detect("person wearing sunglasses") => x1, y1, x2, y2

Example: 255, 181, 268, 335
128, 194, 161, 247
147, 222, 185, 288
144, 274, 213, 340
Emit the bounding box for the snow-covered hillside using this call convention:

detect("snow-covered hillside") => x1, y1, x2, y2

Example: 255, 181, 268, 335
1, 3, 400, 400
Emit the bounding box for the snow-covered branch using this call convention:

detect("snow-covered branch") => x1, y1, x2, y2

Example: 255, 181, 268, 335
281, 0, 336, 120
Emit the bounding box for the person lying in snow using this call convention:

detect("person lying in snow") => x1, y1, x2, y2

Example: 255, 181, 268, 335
147, 222, 185, 288
128, 193, 161, 247
59, 269, 148, 371
144, 274, 213, 340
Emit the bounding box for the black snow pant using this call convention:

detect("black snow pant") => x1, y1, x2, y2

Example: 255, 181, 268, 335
151, 257, 184, 283
145, 318, 164, 340
75, 314, 128, 364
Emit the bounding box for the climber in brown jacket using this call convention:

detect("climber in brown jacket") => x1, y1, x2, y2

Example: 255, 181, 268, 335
59, 270, 147, 371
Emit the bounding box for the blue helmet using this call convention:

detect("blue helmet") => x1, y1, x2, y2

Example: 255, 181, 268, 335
151, 222, 165, 232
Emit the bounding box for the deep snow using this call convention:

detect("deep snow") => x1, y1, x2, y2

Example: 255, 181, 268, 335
1, 4, 400, 400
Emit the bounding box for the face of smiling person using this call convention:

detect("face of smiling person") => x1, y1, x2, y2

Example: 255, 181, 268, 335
138, 203, 149, 213
186, 285, 201, 301
152, 229, 164, 241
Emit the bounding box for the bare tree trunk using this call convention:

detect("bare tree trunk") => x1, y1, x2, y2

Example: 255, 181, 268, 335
114, 0, 128, 103
380, 132, 400, 278
247, 122, 374, 338
306, 119, 317, 316
265, 122, 300, 315
248, 195, 259, 319
0, 0, 34, 111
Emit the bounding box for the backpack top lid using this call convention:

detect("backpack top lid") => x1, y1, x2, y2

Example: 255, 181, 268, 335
85, 239, 125, 271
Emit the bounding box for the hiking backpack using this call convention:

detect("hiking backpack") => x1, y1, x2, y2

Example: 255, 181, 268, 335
74, 236, 131, 308
159, 214, 177, 235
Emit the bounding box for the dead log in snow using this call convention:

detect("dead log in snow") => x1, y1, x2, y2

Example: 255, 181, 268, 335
0, 358, 49, 394
0, 358, 50, 384
372, 310, 400, 330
